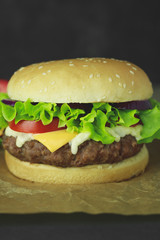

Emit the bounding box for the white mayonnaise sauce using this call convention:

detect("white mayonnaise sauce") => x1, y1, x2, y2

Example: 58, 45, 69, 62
5, 126, 33, 148
107, 125, 142, 142
69, 132, 91, 155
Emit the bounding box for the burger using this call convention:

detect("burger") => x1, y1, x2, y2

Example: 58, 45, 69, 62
0, 58, 160, 184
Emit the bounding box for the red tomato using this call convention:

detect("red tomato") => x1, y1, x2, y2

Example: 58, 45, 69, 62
0, 79, 8, 93
9, 118, 66, 133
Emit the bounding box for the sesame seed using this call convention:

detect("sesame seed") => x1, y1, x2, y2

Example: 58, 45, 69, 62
130, 70, 134, 75
44, 87, 47, 92
69, 63, 74, 66
82, 85, 85, 89
132, 66, 137, 70
116, 74, 120, 78
42, 72, 46, 75
132, 80, 134, 86
96, 73, 101, 78
123, 83, 126, 88
82, 65, 88, 67
85, 59, 89, 62
21, 80, 24, 84
126, 63, 131, 66
38, 66, 43, 69
40, 90, 42, 93
103, 60, 107, 63
89, 73, 93, 79
69, 61, 73, 63
128, 90, 132, 94
51, 81, 55, 85
19, 67, 24, 71
118, 82, 122, 87
28, 80, 31, 84
47, 70, 51, 73
108, 77, 112, 82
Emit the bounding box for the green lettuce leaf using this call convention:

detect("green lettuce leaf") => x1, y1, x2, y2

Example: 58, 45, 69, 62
0, 93, 10, 129
80, 107, 115, 144
138, 105, 160, 143
0, 93, 9, 101
2, 103, 16, 122
0, 91, 160, 146
150, 98, 160, 109
117, 109, 140, 127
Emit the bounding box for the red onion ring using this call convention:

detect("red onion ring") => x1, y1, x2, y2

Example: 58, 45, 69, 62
2, 99, 152, 111
112, 100, 152, 110
2, 99, 17, 106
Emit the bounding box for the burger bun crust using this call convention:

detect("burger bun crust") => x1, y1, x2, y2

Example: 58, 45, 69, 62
5, 145, 149, 184
7, 58, 153, 103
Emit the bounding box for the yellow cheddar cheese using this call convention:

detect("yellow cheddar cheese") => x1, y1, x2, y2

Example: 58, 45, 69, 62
33, 130, 77, 152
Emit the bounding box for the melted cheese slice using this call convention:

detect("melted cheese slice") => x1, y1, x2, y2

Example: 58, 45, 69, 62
33, 130, 77, 152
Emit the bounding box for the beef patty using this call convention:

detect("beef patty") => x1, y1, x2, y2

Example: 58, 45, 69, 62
2, 135, 143, 167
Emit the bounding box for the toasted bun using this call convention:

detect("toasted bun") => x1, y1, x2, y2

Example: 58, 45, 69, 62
5, 145, 149, 184
7, 58, 153, 103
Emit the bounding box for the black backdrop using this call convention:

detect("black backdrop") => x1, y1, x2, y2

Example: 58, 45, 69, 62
0, 0, 159, 87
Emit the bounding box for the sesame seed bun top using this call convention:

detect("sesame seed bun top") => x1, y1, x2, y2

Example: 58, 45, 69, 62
7, 58, 153, 103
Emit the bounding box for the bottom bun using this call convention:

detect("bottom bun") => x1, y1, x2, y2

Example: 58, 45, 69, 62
5, 145, 149, 184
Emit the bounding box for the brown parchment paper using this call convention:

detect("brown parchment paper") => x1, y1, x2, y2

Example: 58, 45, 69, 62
0, 141, 160, 215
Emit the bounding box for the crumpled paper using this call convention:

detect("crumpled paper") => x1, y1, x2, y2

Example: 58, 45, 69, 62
0, 141, 160, 215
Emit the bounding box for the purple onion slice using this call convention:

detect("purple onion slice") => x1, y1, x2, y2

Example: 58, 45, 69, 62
2, 99, 17, 106
2, 98, 152, 111
2, 99, 39, 106
112, 100, 152, 110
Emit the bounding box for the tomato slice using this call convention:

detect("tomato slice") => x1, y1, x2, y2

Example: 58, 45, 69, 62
9, 118, 66, 134
0, 79, 8, 93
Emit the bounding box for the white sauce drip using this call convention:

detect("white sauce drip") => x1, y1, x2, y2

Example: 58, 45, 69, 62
5, 126, 33, 147
69, 132, 91, 155
107, 125, 142, 142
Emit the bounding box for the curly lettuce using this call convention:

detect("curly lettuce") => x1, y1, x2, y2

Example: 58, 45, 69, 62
1, 93, 160, 145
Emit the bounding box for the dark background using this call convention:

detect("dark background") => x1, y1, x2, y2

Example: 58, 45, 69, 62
0, 1, 160, 239
1, 213, 160, 240
0, 0, 159, 88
